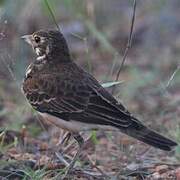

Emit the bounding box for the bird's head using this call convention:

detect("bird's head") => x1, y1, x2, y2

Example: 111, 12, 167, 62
21, 29, 70, 62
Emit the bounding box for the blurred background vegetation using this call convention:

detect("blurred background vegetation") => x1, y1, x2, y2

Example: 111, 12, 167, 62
0, 0, 179, 179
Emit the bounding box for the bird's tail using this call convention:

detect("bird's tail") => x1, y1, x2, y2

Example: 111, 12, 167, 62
124, 119, 177, 151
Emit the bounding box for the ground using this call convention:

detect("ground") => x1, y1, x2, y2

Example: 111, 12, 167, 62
0, 0, 179, 179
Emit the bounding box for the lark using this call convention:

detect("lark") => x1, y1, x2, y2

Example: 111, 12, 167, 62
21, 29, 177, 174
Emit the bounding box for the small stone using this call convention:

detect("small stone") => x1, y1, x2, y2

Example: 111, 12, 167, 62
155, 165, 169, 174
175, 167, 180, 179
152, 172, 161, 179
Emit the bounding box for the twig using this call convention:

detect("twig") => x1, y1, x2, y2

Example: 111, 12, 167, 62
34, 113, 48, 133
72, 168, 111, 179
44, 0, 88, 44
62, 139, 76, 154
87, 154, 110, 179
115, 0, 136, 80
112, 0, 136, 94
165, 65, 180, 89
55, 152, 69, 166
1, 54, 17, 82
44, 0, 60, 31
153, 161, 180, 167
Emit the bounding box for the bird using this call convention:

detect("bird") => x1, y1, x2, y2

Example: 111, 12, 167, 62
21, 29, 177, 174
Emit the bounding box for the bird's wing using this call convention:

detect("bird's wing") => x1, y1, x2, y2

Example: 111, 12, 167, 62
23, 72, 135, 128
22, 73, 90, 119
67, 74, 135, 128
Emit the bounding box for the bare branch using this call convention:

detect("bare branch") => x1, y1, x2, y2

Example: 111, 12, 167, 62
165, 65, 180, 89
44, 0, 60, 31
112, 0, 136, 93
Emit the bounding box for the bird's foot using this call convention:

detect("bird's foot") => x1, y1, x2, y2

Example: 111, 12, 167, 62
52, 132, 72, 162
63, 161, 75, 178
59, 132, 72, 147
63, 133, 84, 178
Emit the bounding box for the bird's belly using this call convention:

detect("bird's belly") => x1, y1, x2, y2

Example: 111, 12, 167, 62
39, 112, 118, 132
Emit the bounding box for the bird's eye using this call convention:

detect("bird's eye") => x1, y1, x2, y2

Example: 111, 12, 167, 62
34, 36, 41, 43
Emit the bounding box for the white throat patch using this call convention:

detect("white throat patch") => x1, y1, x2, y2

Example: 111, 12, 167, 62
35, 46, 50, 61
37, 54, 46, 61
35, 48, 41, 56
35, 48, 46, 61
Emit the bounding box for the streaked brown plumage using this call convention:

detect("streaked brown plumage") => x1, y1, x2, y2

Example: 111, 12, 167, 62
22, 29, 177, 153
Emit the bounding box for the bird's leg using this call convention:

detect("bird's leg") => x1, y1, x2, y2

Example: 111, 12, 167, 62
64, 132, 84, 176
54, 132, 72, 162
59, 132, 72, 147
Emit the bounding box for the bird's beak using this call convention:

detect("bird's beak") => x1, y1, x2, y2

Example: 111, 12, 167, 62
21, 34, 33, 45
